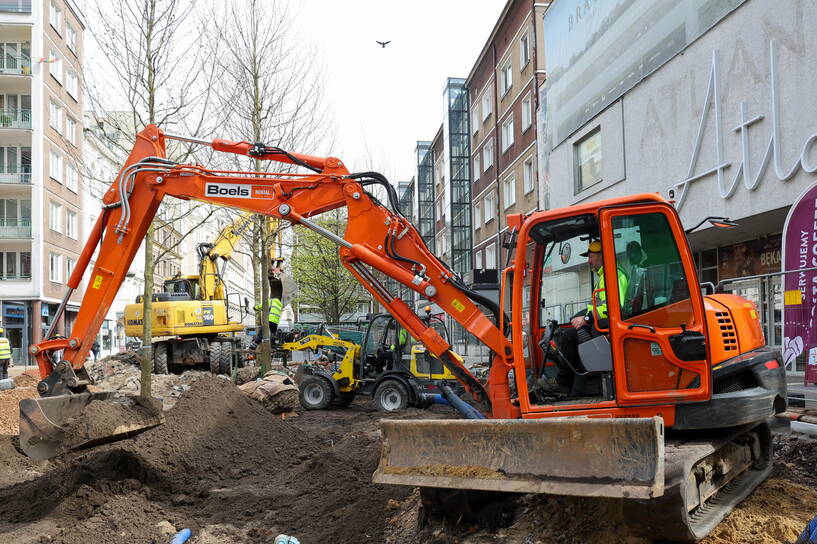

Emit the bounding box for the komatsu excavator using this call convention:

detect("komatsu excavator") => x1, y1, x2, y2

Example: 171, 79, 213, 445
123, 211, 253, 375
19, 125, 786, 542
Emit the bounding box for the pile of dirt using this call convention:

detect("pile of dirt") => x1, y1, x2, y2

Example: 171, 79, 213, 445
0, 386, 38, 434
12, 371, 39, 388
85, 354, 212, 409
774, 434, 817, 488
0, 375, 422, 543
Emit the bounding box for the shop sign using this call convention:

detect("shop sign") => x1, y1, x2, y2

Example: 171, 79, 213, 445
782, 181, 817, 382
669, 41, 817, 208
717, 236, 781, 280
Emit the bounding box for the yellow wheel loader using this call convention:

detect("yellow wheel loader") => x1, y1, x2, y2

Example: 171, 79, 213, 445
289, 312, 462, 412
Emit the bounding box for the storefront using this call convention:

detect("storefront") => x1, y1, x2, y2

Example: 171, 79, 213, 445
540, 0, 817, 359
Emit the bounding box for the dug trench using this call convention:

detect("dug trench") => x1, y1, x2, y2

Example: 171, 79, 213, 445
0, 375, 816, 543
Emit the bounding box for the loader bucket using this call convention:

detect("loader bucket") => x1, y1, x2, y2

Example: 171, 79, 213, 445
19, 392, 164, 461
373, 417, 665, 499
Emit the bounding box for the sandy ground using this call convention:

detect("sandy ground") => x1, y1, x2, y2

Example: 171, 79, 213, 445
0, 360, 815, 543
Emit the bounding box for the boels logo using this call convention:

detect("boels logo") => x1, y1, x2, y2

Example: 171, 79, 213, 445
205, 183, 251, 198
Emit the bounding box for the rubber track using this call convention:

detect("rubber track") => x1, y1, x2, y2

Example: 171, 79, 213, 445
623, 423, 772, 542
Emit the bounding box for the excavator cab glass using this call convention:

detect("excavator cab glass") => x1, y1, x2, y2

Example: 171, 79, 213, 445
163, 278, 200, 300
517, 204, 710, 410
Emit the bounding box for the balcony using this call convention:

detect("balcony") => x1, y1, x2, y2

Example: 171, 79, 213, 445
0, 218, 31, 238
0, 271, 29, 280
0, 109, 31, 129
0, 55, 31, 76
0, 166, 31, 184
0, 1, 31, 13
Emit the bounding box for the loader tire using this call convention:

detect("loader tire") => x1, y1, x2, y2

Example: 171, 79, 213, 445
209, 341, 222, 374
153, 342, 169, 374
374, 380, 408, 412
299, 375, 332, 410
218, 341, 233, 375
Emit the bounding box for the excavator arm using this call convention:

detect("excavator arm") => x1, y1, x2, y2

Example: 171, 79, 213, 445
30, 125, 516, 418
198, 211, 254, 300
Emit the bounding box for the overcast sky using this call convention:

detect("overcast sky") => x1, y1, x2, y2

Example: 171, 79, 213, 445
292, 0, 506, 182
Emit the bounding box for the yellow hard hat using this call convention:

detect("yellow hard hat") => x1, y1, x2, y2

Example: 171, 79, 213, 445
580, 240, 602, 257
0, 328, 5, 334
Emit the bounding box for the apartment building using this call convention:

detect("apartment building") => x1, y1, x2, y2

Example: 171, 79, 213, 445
467, 0, 548, 269
0, 0, 84, 362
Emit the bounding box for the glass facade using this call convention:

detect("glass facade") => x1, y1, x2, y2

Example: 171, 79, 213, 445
415, 141, 435, 251
442, 78, 472, 275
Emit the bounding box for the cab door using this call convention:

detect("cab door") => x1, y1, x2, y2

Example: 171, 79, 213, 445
598, 204, 711, 405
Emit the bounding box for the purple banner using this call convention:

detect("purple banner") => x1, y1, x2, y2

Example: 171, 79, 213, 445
783, 181, 817, 383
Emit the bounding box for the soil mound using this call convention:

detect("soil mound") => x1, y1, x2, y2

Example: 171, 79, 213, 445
12, 372, 38, 388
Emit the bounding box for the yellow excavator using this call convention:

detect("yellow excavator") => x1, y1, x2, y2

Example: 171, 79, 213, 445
123, 211, 254, 374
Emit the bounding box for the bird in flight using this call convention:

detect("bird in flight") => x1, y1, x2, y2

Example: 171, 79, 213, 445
376, 40, 391, 48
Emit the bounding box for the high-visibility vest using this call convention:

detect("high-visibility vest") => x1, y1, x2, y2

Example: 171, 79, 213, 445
587, 266, 629, 320
0, 337, 11, 360
255, 298, 283, 325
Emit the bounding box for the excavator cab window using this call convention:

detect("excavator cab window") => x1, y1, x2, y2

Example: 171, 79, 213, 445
163, 278, 200, 300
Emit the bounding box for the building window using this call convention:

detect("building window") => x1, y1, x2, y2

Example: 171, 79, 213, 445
523, 158, 534, 194
503, 174, 516, 209
49, 0, 62, 33
698, 248, 718, 285
475, 249, 483, 269
483, 139, 494, 171
484, 193, 496, 223
66, 163, 78, 192
501, 61, 512, 96
65, 256, 75, 280
49, 49, 61, 82
482, 88, 492, 121
49, 100, 62, 133
520, 32, 531, 68
522, 93, 532, 130
66, 70, 78, 99
49, 150, 61, 181
485, 243, 496, 269
66, 24, 76, 52
0, 251, 32, 280
49, 201, 61, 232
473, 155, 480, 182
49, 252, 61, 283
65, 116, 76, 145
471, 107, 479, 134
574, 127, 602, 192
474, 201, 481, 229
501, 116, 514, 152
66, 209, 77, 238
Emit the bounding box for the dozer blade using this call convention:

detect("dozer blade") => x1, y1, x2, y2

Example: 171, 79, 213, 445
19, 392, 164, 461
373, 417, 664, 499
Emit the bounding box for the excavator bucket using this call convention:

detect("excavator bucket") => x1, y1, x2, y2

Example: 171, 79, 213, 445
373, 417, 665, 499
19, 392, 164, 461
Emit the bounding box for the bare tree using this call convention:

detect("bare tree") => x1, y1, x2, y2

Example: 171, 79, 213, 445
87, 0, 215, 395
206, 0, 333, 372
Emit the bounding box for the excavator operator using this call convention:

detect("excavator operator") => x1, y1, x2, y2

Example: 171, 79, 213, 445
543, 240, 628, 395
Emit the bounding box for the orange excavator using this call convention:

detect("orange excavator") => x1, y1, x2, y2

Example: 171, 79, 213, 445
19, 125, 787, 542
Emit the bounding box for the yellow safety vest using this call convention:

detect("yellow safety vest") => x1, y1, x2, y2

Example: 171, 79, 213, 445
587, 266, 629, 320
0, 338, 11, 360
255, 298, 283, 325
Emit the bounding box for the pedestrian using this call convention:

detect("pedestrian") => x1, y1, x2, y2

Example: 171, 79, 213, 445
91, 340, 100, 362
0, 328, 12, 380
249, 297, 284, 350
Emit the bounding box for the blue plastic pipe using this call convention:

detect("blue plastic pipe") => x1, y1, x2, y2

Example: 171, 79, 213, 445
441, 385, 485, 419
170, 529, 192, 544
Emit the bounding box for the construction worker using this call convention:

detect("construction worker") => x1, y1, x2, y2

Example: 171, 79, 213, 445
0, 328, 12, 380
545, 240, 628, 394
250, 297, 283, 350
